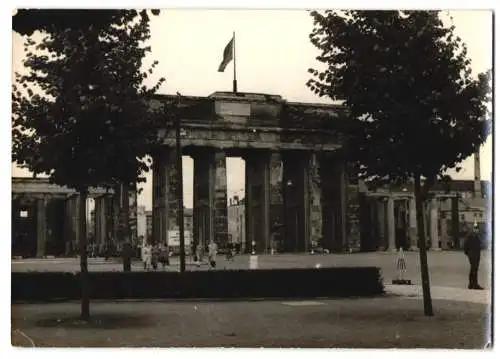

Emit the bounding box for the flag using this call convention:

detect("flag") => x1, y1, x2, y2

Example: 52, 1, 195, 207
218, 37, 234, 72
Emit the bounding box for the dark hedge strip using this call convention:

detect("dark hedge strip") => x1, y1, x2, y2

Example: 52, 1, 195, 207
12, 267, 384, 303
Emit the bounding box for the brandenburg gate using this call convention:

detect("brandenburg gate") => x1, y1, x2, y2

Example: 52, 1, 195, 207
151, 91, 361, 253
13, 91, 470, 258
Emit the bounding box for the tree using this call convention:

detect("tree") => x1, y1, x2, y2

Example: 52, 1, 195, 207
307, 10, 491, 316
12, 9, 160, 36
12, 9, 165, 320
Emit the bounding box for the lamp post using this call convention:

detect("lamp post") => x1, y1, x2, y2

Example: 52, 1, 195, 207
174, 92, 186, 273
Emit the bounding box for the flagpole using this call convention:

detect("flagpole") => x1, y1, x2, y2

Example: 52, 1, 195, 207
232, 31, 237, 93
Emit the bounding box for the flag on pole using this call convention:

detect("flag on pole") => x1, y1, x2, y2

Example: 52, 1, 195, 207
218, 37, 234, 72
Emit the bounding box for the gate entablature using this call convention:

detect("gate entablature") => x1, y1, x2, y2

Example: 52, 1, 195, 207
150, 92, 348, 151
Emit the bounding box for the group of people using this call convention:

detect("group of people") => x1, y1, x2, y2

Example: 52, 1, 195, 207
88, 225, 484, 288
140, 239, 228, 271
141, 242, 170, 271
194, 239, 220, 269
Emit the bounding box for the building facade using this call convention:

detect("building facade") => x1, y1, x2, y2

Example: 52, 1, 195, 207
11, 178, 139, 258
12, 178, 112, 257
148, 91, 490, 254
228, 196, 246, 251
359, 178, 488, 252
12, 92, 490, 257
137, 205, 147, 243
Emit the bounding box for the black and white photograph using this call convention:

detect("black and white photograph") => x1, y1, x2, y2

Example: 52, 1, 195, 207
6, 1, 495, 351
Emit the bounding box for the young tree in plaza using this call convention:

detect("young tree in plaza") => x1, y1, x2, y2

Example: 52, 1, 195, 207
307, 10, 491, 316
12, 10, 165, 320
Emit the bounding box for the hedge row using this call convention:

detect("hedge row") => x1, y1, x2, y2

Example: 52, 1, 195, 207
12, 267, 384, 302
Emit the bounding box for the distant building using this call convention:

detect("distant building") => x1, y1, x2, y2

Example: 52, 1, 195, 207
145, 210, 152, 243
361, 178, 489, 251
137, 205, 147, 243
432, 180, 489, 226
184, 208, 193, 235
228, 196, 245, 251
144, 207, 193, 246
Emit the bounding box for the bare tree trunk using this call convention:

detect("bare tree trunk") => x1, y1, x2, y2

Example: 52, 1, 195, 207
414, 174, 434, 316
78, 189, 90, 320
117, 183, 132, 272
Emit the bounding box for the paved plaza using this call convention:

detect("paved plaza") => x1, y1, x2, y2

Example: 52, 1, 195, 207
11, 251, 492, 348
12, 250, 492, 290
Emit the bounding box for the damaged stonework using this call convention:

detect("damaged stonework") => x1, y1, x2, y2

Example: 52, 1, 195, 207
309, 153, 323, 248
150, 92, 353, 254
346, 184, 361, 250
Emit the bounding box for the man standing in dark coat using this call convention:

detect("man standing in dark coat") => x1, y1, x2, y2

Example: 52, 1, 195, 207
122, 241, 133, 272
464, 224, 483, 290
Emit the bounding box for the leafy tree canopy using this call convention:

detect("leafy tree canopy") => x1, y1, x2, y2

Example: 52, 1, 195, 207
12, 10, 166, 192
307, 10, 491, 189
12, 9, 161, 36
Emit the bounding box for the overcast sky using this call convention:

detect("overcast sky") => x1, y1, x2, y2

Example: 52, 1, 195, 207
11, 10, 493, 210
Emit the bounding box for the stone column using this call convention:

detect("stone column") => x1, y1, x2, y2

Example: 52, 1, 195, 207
193, 150, 211, 251
94, 196, 107, 247
193, 148, 228, 250
440, 211, 450, 249
345, 184, 361, 251
423, 202, 429, 245
104, 194, 114, 243
244, 151, 284, 254
94, 196, 101, 246
429, 198, 440, 250
386, 196, 396, 251
36, 196, 47, 258
308, 153, 323, 249
213, 150, 229, 248
409, 197, 418, 250
358, 192, 373, 252
152, 148, 179, 248
269, 152, 284, 252
368, 197, 380, 250
338, 164, 348, 251
376, 199, 386, 250
111, 190, 120, 246
319, 155, 345, 253
245, 151, 271, 253
63, 198, 72, 255
72, 195, 80, 252
100, 196, 108, 246
282, 151, 310, 252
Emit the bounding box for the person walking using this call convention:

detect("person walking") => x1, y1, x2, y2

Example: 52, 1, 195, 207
464, 223, 483, 290
151, 244, 160, 270
195, 242, 204, 267
158, 242, 169, 270
225, 241, 234, 262
208, 239, 218, 269
142, 243, 152, 271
